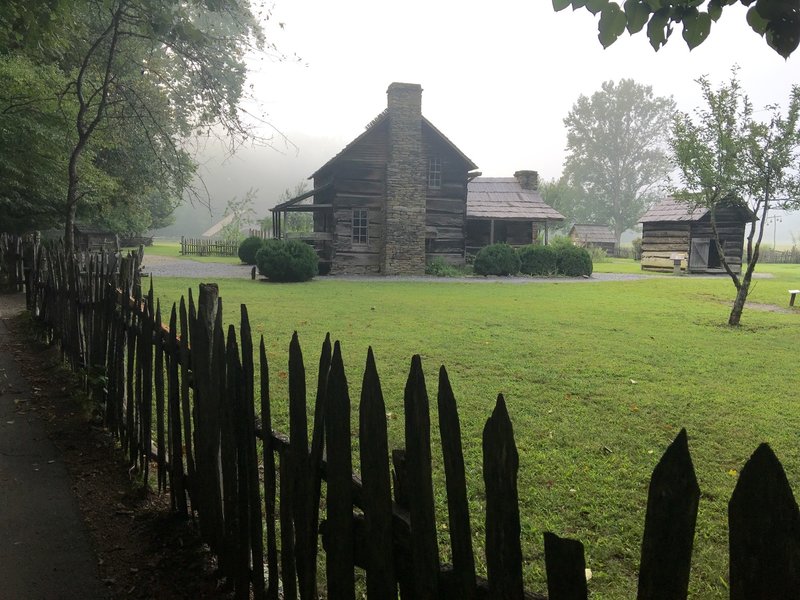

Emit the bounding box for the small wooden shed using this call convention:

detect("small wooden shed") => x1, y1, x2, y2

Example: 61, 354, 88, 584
73, 224, 118, 252
465, 173, 565, 253
639, 197, 752, 273
569, 224, 617, 255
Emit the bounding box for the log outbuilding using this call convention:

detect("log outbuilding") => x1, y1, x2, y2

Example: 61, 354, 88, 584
569, 224, 617, 255
639, 197, 753, 273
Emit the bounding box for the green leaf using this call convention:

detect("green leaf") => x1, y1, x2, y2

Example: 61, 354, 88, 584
682, 10, 711, 49
586, 0, 609, 15
746, 5, 768, 34
766, 16, 800, 59
624, 0, 651, 33
707, 0, 723, 21
647, 11, 669, 50
571, 0, 587, 10
552, 0, 572, 11
598, 2, 627, 47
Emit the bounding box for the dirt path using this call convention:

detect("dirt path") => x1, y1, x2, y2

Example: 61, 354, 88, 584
0, 292, 229, 599
0, 293, 108, 599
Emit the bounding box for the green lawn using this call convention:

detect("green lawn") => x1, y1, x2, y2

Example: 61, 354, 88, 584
152, 261, 800, 599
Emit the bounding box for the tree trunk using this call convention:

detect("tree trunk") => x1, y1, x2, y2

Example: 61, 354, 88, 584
728, 278, 750, 326
64, 176, 79, 254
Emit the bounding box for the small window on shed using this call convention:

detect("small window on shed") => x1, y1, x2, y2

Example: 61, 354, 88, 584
352, 209, 368, 245
428, 157, 442, 189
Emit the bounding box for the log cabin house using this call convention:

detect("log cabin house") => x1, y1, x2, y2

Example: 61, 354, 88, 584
569, 224, 617, 255
465, 173, 565, 255
271, 82, 479, 275
639, 197, 753, 273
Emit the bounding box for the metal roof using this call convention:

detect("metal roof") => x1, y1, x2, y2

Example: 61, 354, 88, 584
570, 224, 616, 244
466, 178, 565, 221
639, 197, 709, 222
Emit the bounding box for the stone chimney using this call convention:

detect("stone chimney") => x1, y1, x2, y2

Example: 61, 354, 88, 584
514, 170, 539, 190
383, 82, 426, 275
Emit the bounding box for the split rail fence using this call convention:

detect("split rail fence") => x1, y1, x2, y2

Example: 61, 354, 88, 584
180, 236, 239, 257
2, 234, 799, 599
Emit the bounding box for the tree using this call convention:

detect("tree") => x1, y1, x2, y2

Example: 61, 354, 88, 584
0, 0, 267, 249
539, 176, 583, 230
553, 0, 800, 58
562, 79, 674, 244
671, 71, 800, 326
220, 188, 258, 243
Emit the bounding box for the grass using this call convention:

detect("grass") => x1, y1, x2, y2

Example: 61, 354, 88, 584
151, 258, 800, 599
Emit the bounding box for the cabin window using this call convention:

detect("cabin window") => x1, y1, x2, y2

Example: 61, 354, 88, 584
352, 209, 368, 245
428, 157, 442, 189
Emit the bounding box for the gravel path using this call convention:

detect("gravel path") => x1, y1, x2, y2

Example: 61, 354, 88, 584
139, 254, 653, 283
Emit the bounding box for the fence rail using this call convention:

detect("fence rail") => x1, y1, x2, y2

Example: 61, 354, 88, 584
180, 236, 239, 256
5, 234, 799, 599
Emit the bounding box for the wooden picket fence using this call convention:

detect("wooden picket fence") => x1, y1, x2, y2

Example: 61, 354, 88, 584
10, 235, 800, 599
180, 236, 239, 256
0, 232, 27, 291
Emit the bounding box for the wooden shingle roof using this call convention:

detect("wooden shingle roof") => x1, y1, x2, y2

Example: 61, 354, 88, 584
639, 197, 709, 222
570, 224, 616, 244
466, 178, 565, 221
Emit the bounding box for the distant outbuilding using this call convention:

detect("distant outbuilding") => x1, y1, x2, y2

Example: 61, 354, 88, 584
465, 172, 565, 254
639, 197, 753, 273
569, 224, 617, 255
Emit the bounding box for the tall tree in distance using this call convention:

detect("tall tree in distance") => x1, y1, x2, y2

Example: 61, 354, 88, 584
562, 79, 674, 244
672, 71, 800, 326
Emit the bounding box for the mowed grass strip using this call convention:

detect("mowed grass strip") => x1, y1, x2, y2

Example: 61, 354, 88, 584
153, 264, 800, 599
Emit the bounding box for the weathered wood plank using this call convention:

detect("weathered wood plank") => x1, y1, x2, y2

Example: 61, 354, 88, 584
403, 355, 439, 599
179, 295, 195, 507
154, 301, 167, 493
359, 347, 397, 600
260, 337, 280, 600
729, 443, 800, 600
637, 429, 699, 600
288, 333, 316, 600
168, 303, 187, 515
240, 307, 266, 599
437, 366, 475, 600
483, 395, 523, 600
324, 341, 355, 599
544, 532, 587, 600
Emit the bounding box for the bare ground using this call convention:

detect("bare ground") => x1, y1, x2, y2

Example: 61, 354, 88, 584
1, 293, 232, 600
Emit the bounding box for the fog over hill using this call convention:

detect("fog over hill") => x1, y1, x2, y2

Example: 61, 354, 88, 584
155, 132, 344, 237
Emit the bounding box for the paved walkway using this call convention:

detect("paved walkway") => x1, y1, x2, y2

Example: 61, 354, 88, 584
0, 293, 107, 600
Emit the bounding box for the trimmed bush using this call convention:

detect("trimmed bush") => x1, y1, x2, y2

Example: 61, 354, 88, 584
473, 243, 520, 276
238, 236, 265, 265
556, 244, 593, 277
518, 245, 557, 276
255, 239, 318, 282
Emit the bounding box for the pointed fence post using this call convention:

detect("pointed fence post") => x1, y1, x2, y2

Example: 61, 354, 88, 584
359, 347, 397, 600
729, 443, 800, 600
259, 337, 280, 600
637, 428, 699, 600
483, 394, 523, 600
324, 341, 355, 600
403, 355, 440, 600
437, 366, 476, 599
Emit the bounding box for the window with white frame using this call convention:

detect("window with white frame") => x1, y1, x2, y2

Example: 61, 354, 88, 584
352, 209, 368, 244
428, 157, 442, 189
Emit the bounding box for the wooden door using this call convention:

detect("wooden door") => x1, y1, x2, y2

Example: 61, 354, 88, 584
689, 238, 710, 270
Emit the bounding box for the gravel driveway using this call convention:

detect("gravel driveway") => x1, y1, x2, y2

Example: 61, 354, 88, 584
138, 253, 651, 283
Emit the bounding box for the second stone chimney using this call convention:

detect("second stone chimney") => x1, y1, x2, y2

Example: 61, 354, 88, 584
514, 170, 539, 191
383, 82, 426, 275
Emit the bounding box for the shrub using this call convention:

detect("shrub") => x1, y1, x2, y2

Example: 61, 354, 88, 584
473, 243, 520, 276
518, 244, 557, 276
238, 236, 265, 265
587, 245, 609, 263
425, 257, 463, 277
556, 244, 593, 277
255, 239, 318, 282
548, 235, 575, 250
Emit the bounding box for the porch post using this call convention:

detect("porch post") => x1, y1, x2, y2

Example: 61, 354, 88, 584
490, 219, 495, 244
544, 221, 549, 245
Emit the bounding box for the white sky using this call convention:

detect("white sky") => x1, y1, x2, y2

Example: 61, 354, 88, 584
245, 0, 798, 182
